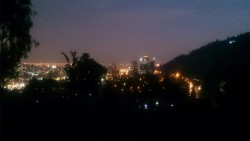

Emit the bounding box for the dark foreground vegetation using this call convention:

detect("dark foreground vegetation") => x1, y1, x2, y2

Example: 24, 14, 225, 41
2, 32, 250, 140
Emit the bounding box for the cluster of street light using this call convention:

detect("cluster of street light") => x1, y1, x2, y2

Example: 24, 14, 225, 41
172, 72, 202, 99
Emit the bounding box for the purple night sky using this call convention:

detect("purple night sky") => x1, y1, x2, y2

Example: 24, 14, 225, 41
26, 0, 250, 65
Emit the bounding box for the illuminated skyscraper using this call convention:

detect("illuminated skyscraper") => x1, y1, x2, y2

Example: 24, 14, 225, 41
139, 56, 155, 74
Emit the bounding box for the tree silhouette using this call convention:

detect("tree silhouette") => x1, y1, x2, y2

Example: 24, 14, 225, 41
62, 51, 107, 97
0, 0, 39, 88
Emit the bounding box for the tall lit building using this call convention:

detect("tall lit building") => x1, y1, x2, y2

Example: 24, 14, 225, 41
139, 56, 155, 74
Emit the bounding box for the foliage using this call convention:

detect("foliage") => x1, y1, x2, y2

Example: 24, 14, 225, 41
0, 0, 39, 87
62, 51, 107, 96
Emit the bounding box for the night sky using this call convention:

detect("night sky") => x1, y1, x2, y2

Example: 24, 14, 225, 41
26, 0, 250, 65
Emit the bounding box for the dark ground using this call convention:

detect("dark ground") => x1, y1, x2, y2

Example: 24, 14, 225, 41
1, 92, 249, 141
2, 109, 249, 141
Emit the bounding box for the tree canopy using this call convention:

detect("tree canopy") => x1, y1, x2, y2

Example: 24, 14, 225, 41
62, 51, 107, 96
0, 0, 38, 87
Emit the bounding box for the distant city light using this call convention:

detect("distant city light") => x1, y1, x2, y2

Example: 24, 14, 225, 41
198, 86, 201, 90
6, 82, 26, 90
229, 40, 235, 44
189, 82, 193, 88
144, 104, 148, 110
4, 63, 67, 91
155, 101, 159, 106
175, 73, 180, 78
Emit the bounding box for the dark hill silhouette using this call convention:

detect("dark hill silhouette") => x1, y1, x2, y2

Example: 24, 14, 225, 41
161, 32, 250, 111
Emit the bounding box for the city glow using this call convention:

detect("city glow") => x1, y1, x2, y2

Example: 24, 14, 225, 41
4, 63, 67, 91
6, 82, 26, 90
198, 86, 201, 90
175, 73, 180, 78
189, 82, 193, 88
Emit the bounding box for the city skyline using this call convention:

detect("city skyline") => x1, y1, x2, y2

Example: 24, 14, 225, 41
26, 0, 250, 64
